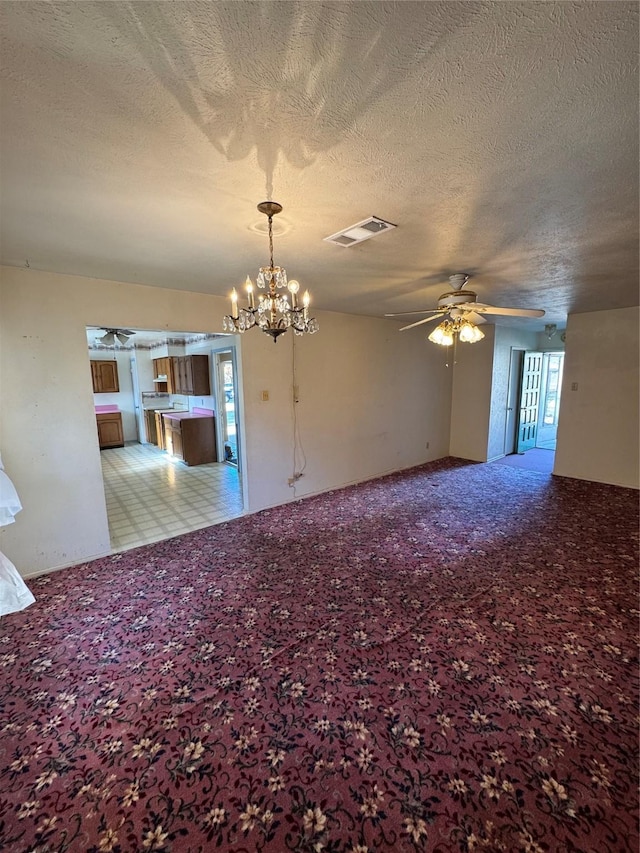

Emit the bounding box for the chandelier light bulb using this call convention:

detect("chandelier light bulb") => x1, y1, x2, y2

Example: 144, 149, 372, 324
288, 279, 299, 308
230, 288, 239, 319
245, 276, 255, 309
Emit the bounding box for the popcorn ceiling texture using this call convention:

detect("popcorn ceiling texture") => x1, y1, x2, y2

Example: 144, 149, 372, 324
0, 2, 637, 325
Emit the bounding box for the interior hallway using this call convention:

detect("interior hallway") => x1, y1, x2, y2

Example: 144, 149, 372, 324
100, 442, 243, 551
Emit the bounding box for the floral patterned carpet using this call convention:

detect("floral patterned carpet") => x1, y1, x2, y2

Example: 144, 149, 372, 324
1, 458, 638, 853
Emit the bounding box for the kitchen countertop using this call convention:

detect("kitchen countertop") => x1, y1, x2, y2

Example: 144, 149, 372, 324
162, 410, 213, 422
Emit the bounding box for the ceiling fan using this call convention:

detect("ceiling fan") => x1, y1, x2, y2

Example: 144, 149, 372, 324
97, 328, 135, 346
385, 274, 545, 345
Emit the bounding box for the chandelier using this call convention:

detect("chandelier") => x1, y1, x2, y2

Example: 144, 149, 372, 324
428, 316, 485, 346
223, 201, 319, 342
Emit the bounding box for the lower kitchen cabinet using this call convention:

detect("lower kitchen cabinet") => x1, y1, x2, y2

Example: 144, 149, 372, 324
162, 415, 216, 466
155, 411, 167, 450
96, 412, 124, 449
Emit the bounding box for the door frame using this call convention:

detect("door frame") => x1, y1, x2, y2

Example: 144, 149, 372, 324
536, 351, 565, 448
210, 338, 248, 510
503, 348, 524, 455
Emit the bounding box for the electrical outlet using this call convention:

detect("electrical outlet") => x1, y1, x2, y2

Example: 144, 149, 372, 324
571, 382, 578, 391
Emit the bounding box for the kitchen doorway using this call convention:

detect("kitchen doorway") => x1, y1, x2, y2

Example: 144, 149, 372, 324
87, 327, 245, 553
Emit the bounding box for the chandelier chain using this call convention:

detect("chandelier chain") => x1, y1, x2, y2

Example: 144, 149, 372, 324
268, 215, 275, 272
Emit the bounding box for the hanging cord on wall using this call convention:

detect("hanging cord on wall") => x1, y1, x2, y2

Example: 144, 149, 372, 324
290, 334, 307, 496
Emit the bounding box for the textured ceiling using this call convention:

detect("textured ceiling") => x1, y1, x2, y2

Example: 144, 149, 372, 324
1, 1, 638, 330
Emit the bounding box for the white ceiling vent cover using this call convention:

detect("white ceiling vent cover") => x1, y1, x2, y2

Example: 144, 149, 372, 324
324, 216, 396, 247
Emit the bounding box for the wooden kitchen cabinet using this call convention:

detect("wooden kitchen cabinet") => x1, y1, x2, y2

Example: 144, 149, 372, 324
96, 412, 124, 449
152, 357, 175, 394
91, 360, 119, 393
155, 410, 167, 450
172, 355, 210, 396
144, 410, 158, 444
162, 414, 216, 465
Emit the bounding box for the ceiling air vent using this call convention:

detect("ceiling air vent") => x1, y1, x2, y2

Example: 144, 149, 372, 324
324, 216, 397, 247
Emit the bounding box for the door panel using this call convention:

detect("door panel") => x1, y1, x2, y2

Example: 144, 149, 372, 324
516, 351, 543, 453
504, 349, 524, 455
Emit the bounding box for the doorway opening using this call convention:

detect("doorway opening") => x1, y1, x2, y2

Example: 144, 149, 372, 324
502, 349, 565, 471
213, 348, 240, 470
87, 327, 245, 553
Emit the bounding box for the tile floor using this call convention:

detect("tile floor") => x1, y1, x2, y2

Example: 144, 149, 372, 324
100, 443, 244, 552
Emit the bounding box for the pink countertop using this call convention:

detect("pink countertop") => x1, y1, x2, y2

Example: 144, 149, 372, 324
95, 405, 119, 414
162, 407, 214, 422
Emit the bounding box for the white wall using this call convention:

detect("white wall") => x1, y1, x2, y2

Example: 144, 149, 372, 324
0, 266, 453, 575
554, 307, 639, 489
449, 326, 496, 462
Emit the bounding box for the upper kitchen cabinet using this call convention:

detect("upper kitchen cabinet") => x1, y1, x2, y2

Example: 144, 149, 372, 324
91, 360, 119, 394
152, 356, 175, 394
173, 355, 210, 396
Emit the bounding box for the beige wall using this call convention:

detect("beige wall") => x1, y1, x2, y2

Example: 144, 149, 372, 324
449, 326, 496, 462
0, 266, 453, 576
554, 307, 639, 489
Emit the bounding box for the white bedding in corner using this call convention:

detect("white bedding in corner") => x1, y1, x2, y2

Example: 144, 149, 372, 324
0, 550, 35, 616
0, 467, 22, 526
0, 452, 35, 615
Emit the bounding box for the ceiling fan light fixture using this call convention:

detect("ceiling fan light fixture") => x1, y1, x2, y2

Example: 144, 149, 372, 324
97, 327, 134, 346
459, 320, 485, 343
428, 317, 484, 346
428, 320, 455, 346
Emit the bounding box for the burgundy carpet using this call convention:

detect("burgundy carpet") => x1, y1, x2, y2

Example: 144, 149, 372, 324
1, 458, 638, 853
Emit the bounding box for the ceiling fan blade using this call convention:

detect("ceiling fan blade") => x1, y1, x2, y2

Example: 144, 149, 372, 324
385, 309, 442, 317
463, 311, 487, 325
473, 303, 545, 318
399, 313, 446, 331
